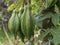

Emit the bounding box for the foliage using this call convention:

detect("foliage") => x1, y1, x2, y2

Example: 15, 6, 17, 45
2, 0, 60, 45
51, 27, 60, 45
36, 0, 60, 45
0, 12, 2, 20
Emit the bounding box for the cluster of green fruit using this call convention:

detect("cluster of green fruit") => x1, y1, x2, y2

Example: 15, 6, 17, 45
8, 6, 35, 43
8, 0, 60, 44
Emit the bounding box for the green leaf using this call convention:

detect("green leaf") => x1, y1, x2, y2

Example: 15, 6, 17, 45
7, 0, 23, 11
51, 27, 60, 45
5, 0, 10, 4
0, 12, 2, 19
39, 12, 53, 21
7, 3, 16, 11
45, 0, 53, 8
16, 0, 23, 9
37, 29, 51, 40
52, 14, 60, 26
56, 0, 60, 11
34, 12, 54, 27
45, 0, 57, 9
34, 15, 42, 27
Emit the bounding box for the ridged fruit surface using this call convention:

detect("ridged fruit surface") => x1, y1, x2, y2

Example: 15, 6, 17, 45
21, 7, 34, 40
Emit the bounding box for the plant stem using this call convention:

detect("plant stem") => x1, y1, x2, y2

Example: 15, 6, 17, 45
2, 21, 13, 45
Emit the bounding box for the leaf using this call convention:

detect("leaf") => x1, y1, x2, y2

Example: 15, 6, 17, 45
0, 12, 2, 19
16, 0, 23, 9
51, 27, 60, 45
37, 29, 51, 40
39, 12, 53, 21
51, 0, 57, 7
45, 0, 53, 8
39, 15, 50, 21
56, 0, 60, 11
7, 0, 23, 11
7, 3, 16, 11
52, 14, 60, 26
34, 12, 54, 27
34, 15, 42, 27
5, 0, 9, 4
45, 0, 57, 9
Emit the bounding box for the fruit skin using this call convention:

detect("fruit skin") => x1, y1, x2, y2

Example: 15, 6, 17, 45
17, 10, 25, 42
8, 10, 19, 35
21, 7, 34, 40
8, 9, 25, 42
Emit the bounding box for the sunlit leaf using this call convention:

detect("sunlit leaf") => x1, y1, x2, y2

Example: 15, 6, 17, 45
7, 3, 16, 11
16, 0, 23, 9
7, 0, 23, 11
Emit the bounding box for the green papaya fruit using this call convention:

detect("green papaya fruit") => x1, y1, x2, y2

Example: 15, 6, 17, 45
8, 10, 19, 34
21, 6, 34, 40
17, 10, 25, 42
8, 9, 25, 42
